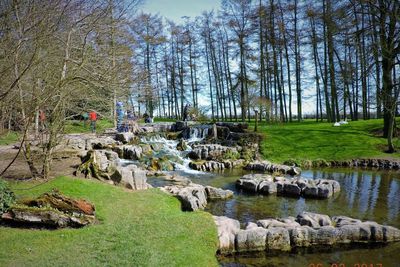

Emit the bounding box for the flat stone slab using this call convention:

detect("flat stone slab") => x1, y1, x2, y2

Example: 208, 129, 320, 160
214, 212, 400, 255
236, 174, 340, 199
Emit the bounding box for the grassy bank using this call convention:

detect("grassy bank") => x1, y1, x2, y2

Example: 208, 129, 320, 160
64, 119, 113, 134
0, 177, 218, 266
0, 131, 19, 145
257, 118, 400, 164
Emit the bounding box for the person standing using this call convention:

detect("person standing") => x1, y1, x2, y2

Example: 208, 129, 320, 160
39, 109, 46, 132
89, 110, 97, 133
82, 111, 89, 127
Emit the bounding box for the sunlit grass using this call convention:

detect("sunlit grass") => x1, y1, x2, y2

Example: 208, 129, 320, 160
1, 177, 218, 267
257, 118, 400, 163
0, 131, 19, 145
64, 119, 114, 134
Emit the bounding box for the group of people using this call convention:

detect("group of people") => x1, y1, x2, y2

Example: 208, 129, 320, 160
82, 111, 98, 133
39, 103, 194, 135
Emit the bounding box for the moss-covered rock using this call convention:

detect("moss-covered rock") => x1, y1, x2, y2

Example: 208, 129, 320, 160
1, 190, 96, 228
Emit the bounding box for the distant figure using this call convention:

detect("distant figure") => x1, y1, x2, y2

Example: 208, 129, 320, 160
116, 102, 124, 132
127, 110, 134, 120
89, 110, 97, 133
183, 104, 191, 121
82, 112, 89, 127
144, 113, 152, 123
39, 109, 46, 132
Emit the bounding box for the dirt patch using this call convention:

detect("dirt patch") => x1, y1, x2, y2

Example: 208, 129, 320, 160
0, 145, 80, 180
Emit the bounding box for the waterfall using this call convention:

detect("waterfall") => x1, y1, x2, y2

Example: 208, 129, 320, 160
185, 125, 211, 142
140, 133, 206, 174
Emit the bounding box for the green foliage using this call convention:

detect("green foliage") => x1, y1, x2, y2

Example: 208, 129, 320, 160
1, 177, 218, 266
0, 131, 19, 145
0, 178, 15, 214
222, 150, 241, 160
259, 118, 400, 164
241, 148, 256, 162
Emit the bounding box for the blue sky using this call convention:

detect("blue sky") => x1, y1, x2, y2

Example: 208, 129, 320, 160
140, 0, 220, 23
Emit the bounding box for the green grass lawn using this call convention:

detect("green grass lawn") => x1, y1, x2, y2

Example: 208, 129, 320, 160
0, 177, 218, 267
0, 131, 19, 145
257, 118, 400, 164
64, 119, 114, 134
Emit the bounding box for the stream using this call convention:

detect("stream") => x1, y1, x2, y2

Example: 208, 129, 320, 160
140, 131, 400, 267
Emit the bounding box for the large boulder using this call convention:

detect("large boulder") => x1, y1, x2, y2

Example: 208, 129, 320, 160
215, 212, 400, 255
205, 186, 234, 200
288, 226, 312, 247
282, 183, 302, 197
236, 174, 264, 193
237, 175, 340, 199
296, 211, 332, 228
258, 180, 278, 194
1, 190, 96, 228
257, 217, 300, 229
161, 184, 208, 211
265, 227, 291, 251
189, 161, 225, 172
76, 150, 119, 179
87, 136, 119, 149
308, 226, 337, 245
245, 160, 301, 176
332, 215, 362, 227
188, 144, 240, 161
62, 134, 87, 150
120, 145, 143, 160
235, 227, 268, 253
213, 216, 241, 254
110, 165, 148, 190
115, 132, 135, 144
21, 190, 95, 215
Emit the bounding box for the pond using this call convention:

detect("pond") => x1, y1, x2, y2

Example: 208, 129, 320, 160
153, 168, 400, 267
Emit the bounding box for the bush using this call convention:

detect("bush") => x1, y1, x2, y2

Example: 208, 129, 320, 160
222, 150, 241, 160
0, 178, 16, 214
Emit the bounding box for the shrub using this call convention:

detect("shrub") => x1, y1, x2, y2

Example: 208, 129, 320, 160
222, 150, 241, 160
0, 178, 16, 214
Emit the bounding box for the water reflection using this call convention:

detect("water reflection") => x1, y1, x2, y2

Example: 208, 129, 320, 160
195, 168, 400, 267
198, 169, 400, 227
149, 168, 400, 266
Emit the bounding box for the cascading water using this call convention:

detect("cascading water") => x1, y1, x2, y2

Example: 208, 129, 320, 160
140, 126, 210, 174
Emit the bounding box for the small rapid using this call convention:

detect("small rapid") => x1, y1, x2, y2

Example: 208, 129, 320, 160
140, 126, 211, 174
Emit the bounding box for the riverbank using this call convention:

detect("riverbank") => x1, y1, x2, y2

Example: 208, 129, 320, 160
257, 118, 400, 166
0, 176, 218, 266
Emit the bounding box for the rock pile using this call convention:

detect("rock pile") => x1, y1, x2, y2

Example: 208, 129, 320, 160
245, 160, 301, 176
214, 211, 400, 254
75, 149, 150, 190
236, 174, 340, 199
189, 159, 246, 172
331, 158, 400, 170
188, 144, 240, 161
161, 183, 233, 211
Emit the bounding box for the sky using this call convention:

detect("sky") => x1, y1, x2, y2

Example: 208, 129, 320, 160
140, 0, 220, 23
138, 0, 317, 116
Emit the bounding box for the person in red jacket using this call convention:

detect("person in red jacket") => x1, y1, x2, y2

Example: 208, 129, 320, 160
89, 110, 97, 133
